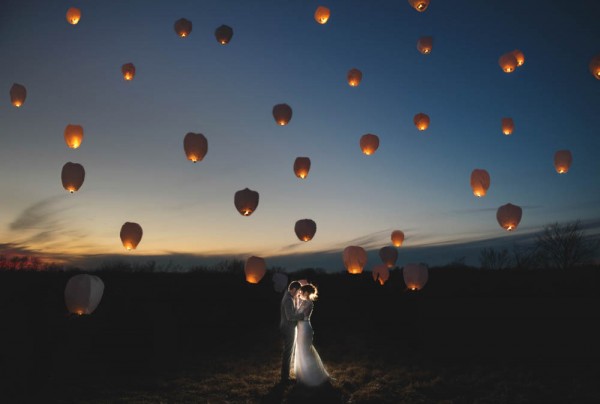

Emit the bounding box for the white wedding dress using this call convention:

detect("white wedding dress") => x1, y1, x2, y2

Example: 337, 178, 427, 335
294, 300, 329, 386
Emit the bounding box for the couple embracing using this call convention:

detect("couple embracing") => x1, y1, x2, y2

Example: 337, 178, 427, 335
279, 280, 330, 386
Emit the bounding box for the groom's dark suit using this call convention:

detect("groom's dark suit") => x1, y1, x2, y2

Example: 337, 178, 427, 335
280, 289, 304, 381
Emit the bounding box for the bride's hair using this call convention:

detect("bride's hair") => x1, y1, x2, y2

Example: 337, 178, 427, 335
300, 284, 318, 301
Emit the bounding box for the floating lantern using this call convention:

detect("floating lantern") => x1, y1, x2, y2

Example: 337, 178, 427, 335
215, 24, 233, 44
343, 246, 367, 274
183, 132, 208, 163
61, 162, 85, 193
498, 52, 518, 73
314, 6, 331, 24
372, 264, 390, 285
64, 124, 84, 149
379, 246, 398, 268
360, 134, 379, 155
9, 83, 26, 107
272, 272, 289, 293
417, 36, 433, 54
234, 188, 259, 216
496, 203, 522, 231
512, 49, 525, 67
391, 230, 405, 247
554, 150, 572, 174
272, 103, 292, 125
403, 263, 428, 290
121, 63, 136, 81
590, 55, 600, 80
501, 117, 514, 135
408, 0, 429, 12
347, 68, 362, 87
414, 113, 430, 131
174, 18, 192, 37
293, 157, 311, 179
245, 256, 266, 284
470, 169, 490, 197
294, 219, 317, 242
64, 274, 104, 315
120, 222, 143, 250
66, 7, 81, 25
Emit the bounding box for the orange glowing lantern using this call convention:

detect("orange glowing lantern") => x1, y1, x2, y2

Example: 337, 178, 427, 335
215, 24, 234, 45
272, 103, 292, 125
414, 113, 430, 131
498, 52, 518, 73
408, 0, 429, 12
347, 68, 362, 87
64, 274, 104, 315
360, 134, 379, 155
120, 222, 143, 250
501, 117, 514, 135
9, 83, 26, 107
245, 256, 266, 284
379, 246, 398, 268
174, 18, 192, 38
391, 230, 405, 247
372, 264, 390, 285
121, 63, 136, 81
66, 7, 81, 25
234, 188, 259, 216
64, 124, 84, 149
496, 203, 522, 231
554, 150, 572, 174
61, 162, 85, 193
589, 55, 600, 80
512, 49, 525, 67
343, 246, 367, 274
294, 219, 317, 242
470, 169, 490, 197
293, 157, 311, 179
314, 6, 331, 24
403, 263, 428, 290
417, 36, 433, 54
183, 132, 208, 163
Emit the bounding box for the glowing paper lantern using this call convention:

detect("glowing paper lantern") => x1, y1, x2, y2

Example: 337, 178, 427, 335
470, 169, 491, 197
272, 104, 292, 125
314, 6, 330, 24
294, 219, 317, 242
360, 134, 379, 155
215, 24, 234, 45
417, 36, 433, 54
174, 18, 192, 37
391, 230, 405, 247
245, 256, 266, 284
589, 55, 600, 80
293, 157, 311, 179
554, 150, 572, 174
414, 113, 430, 131
9, 83, 26, 107
372, 264, 390, 285
64, 274, 104, 315
379, 246, 398, 268
183, 132, 208, 163
408, 0, 429, 12
512, 49, 525, 67
343, 246, 367, 274
234, 188, 259, 216
498, 52, 518, 73
121, 63, 136, 81
120, 222, 143, 250
64, 124, 84, 149
347, 68, 362, 87
66, 7, 81, 25
61, 162, 85, 193
403, 263, 428, 290
501, 117, 514, 135
496, 203, 522, 231
272, 272, 288, 293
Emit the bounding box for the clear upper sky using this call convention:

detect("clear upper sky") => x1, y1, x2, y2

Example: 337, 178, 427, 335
1, 0, 599, 272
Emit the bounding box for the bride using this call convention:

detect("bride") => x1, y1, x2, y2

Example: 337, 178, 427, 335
294, 283, 330, 387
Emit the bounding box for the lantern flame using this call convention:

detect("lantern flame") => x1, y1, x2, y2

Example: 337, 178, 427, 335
13, 101, 22, 107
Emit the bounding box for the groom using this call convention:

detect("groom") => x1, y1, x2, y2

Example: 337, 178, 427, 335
279, 280, 304, 384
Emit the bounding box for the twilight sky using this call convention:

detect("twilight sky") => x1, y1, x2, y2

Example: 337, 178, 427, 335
1, 0, 599, 272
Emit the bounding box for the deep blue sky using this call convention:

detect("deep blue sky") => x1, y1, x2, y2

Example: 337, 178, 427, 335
1, 0, 599, 272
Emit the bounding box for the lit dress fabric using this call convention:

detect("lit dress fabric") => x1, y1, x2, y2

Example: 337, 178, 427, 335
294, 299, 329, 386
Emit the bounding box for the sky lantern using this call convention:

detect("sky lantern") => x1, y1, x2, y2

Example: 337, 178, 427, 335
294, 219, 317, 242
417, 36, 433, 54
470, 169, 490, 197
314, 6, 331, 24
360, 134, 379, 155
120, 222, 143, 250
9, 83, 26, 107
343, 246, 367, 274
234, 188, 259, 216
408, 0, 429, 12
66, 7, 81, 25
372, 264, 390, 285
347, 68, 362, 87
590, 55, 600, 80
121, 63, 136, 81
272, 103, 292, 125
64, 274, 104, 316
64, 124, 84, 149
496, 203, 522, 231
391, 230, 405, 247
554, 150, 572, 174
183, 132, 208, 163
512, 49, 525, 67
379, 246, 398, 268
414, 113, 430, 131
174, 18, 192, 38
501, 117, 514, 135
245, 256, 266, 284
498, 52, 518, 73
215, 24, 234, 44
272, 272, 289, 293
61, 162, 85, 193
293, 157, 311, 179
403, 263, 428, 291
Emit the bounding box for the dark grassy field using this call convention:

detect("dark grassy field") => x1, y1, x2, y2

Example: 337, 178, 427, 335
1, 266, 599, 403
